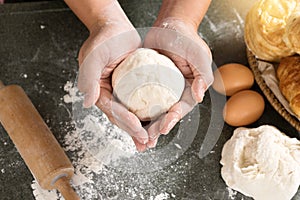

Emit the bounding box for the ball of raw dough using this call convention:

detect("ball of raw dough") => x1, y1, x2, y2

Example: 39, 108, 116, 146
112, 48, 185, 121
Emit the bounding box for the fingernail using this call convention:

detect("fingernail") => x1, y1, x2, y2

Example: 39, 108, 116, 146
147, 139, 158, 148
137, 137, 148, 145
149, 134, 159, 140
136, 145, 147, 152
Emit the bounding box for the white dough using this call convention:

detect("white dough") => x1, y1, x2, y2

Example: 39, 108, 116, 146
112, 48, 185, 121
220, 125, 300, 200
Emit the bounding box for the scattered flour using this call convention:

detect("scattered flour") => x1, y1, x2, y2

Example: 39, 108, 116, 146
32, 181, 60, 200
226, 187, 237, 200
40, 24, 46, 30
62, 81, 81, 104
20, 73, 28, 79
150, 192, 169, 200
31, 81, 183, 200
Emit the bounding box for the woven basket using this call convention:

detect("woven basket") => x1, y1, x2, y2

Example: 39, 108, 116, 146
246, 49, 300, 132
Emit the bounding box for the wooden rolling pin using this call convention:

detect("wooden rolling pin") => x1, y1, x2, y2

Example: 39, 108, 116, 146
0, 81, 79, 200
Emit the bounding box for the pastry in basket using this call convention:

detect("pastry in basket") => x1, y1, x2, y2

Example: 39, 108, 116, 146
277, 56, 300, 118
244, 0, 297, 62
284, 4, 300, 55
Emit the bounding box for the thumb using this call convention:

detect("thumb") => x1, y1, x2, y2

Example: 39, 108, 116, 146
77, 46, 108, 108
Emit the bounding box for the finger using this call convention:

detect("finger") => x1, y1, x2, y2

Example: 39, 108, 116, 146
147, 136, 159, 149
185, 37, 214, 88
111, 103, 149, 144
101, 52, 133, 79
96, 88, 149, 144
159, 105, 182, 135
77, 46, 107, 108
145, 117, 161, 149
98, 80, 149, 144
147, 117, 163, 141
98, 101, 149, 144
191, 76, 207, 103
81, 80, 100, 108
159, 86, 197, 134
132, 137, 148, 152
80, 51, 133, 108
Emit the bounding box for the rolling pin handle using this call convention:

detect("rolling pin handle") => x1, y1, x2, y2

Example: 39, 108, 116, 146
54, 176, 80, 200
0, 81, 5, 89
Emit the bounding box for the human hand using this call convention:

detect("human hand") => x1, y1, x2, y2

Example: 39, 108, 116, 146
77, 1, 148, 151
143, 18, 214, 148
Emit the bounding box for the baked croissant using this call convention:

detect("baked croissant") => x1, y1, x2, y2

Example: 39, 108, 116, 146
244, 0, 297, 62
277, 56, 300, 118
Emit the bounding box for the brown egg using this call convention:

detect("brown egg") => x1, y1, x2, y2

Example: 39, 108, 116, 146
212, 63, 254, 96
223, 90, 265, 126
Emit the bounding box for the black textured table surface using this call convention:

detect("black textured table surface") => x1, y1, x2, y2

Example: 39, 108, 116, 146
0, 1, 299, 200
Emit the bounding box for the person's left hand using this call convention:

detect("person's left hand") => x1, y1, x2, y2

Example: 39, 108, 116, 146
143, 18, 214, 148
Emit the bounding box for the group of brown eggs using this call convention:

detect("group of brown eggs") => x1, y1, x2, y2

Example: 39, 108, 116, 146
212, 63, 265, 127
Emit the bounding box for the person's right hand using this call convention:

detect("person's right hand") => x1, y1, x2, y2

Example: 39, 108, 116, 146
75, 1, 148, 151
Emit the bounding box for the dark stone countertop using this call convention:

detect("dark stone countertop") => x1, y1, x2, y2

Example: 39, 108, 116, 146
0, 1, 299, 200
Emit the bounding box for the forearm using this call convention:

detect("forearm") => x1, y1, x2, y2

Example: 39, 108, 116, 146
155, 0, 211, 30
64, 0, 129, 31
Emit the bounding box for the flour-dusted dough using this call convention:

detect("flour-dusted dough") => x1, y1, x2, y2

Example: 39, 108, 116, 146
112, 48, 185, 121
220, 125, 300, 200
